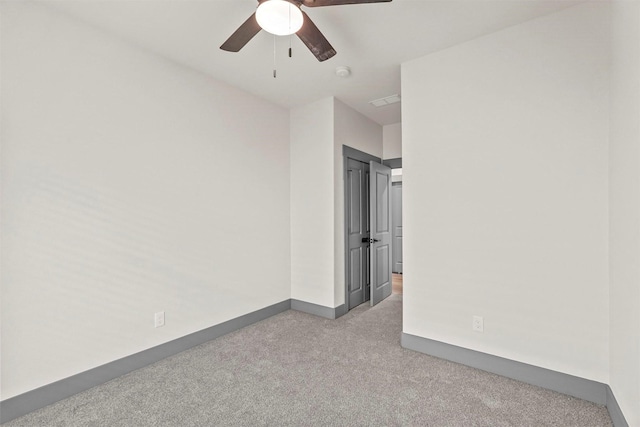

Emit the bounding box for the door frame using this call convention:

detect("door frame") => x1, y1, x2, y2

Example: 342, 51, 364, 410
391, 181, 403, 274
385, 157, 403, 274
383, 157, 402, 169
343, 145, 382, 312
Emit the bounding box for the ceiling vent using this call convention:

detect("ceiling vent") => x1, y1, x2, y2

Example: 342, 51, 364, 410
369, 94, 401, 108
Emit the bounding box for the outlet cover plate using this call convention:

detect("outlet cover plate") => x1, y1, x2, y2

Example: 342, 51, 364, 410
154, 311, 165, 328
472, 315, 484, 332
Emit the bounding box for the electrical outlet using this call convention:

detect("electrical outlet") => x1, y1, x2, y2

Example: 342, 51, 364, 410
154, 311, 165, 328
472, 315, 484, 333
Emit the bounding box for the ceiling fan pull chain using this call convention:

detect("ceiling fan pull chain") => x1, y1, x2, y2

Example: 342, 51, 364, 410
273, 35, 277, 78
288, 6, 292, 58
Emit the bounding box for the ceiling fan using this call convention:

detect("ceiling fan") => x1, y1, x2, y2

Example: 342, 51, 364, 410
220, 0, 392, 62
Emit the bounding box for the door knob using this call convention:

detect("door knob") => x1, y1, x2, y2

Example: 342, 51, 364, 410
370, 238, 380, 243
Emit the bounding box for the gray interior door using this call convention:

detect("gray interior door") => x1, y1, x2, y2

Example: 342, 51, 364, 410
392, 182, 403, 274
369, 161, 392, 306
346, 159, 370, 309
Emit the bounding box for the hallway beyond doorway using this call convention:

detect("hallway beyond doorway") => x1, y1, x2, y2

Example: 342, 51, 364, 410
392, 273, 402, 295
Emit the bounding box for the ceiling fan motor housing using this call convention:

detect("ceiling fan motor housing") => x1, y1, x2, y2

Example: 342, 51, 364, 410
256, 0, 304, 36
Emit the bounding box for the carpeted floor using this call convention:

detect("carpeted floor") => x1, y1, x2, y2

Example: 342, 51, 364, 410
5, 294, 612, 426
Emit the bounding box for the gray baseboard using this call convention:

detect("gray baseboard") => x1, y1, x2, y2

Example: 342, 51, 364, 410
334, 303, 348, 319
0, 299, 291, 425
291, 299, 346, 319
606, 385, 630, 427
401, 333, 605, 403
401, 333, 629, 427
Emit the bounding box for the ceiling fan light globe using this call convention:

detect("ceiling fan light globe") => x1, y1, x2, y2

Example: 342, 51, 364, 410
256, 0, 304, 36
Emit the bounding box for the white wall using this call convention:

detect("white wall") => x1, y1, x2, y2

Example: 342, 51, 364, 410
0, 2, 290, 399
402, 2, 610, 383
383, 123, 402, 160
333, 99, 383, 305
290, 97, 382, 309
609, 1, 640, 425
290, 98, 335, 307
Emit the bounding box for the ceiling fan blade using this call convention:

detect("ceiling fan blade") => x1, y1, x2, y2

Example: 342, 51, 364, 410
296, 11, 336, 62
220, 13, 261, 52
301, 0, 391, 7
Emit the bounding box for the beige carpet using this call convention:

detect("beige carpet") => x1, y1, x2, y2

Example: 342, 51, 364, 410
4, 294, 612, 426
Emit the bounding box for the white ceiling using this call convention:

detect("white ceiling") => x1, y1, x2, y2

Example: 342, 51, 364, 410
48, 0, 581, 125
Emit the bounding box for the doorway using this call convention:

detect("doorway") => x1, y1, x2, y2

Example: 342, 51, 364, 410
343, 146, 393, 311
